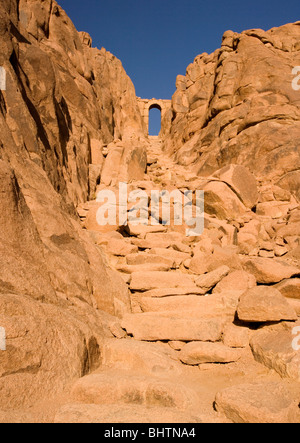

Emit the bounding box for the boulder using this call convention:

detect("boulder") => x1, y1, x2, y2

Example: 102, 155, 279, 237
237, 286, 297, 323
195, 266, 230, 291
256, 202, 291, 218
215, 382, 299, 423
243, 257, 300, 284
101, 142, 147, 186
213, 271, 256, 294
275, 279, 300, 299
213, 164, 258, 209
104, 239, 139, 256
190, 246, 242, 275
203, 181, 247, 220
250, 329, 300, 381
0, 293, 105, 410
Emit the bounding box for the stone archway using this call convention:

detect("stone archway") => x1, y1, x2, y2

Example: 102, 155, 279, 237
148, 103, 162, 136
137, 98, 172, 137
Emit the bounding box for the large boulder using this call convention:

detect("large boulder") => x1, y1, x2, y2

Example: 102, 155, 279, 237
212, 164, 258, 209
213, 270, 256, 294
0, 292, 105, 410
250, 328, 300, 381
215, 382, 299, 423
243, 257, 300, 284
101, 140, 147, 187
237, 286, 297, 323
203, 181, 247, 220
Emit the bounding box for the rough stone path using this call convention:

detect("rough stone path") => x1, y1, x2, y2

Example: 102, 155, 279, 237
55, 137, 300, 424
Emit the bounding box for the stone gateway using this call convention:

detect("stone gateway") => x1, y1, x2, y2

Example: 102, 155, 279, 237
137, 97, 172, 136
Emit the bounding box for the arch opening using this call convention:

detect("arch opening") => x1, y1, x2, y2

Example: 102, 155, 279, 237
148, 104, 162, 136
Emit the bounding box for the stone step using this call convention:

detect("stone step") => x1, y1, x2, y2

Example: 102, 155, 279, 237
131, 238, 173, 250
100, 339, 183, 376
117, 263, 173, 274
130, 271, 196, 292
195, 266, 230, 292
126, 252, 175, 268
149, 248, 191, 266
136, 293, 238, 321
69, 371, 200, 411
179, 341, 244, 366
145, 232, 185, 243
125, 224, 167, 238
54, 403, 203, 424
131, 238, 192, 253
102, 238, 139, 256
121, 313, 224, 342
139, 287, 212, 297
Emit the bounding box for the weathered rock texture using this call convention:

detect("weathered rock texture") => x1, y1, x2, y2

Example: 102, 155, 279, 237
163, 23, 300, 201
0, 0, 145, 410
1, 0, 300, 425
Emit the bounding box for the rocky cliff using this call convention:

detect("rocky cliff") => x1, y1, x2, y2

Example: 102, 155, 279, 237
0, 0, 146, 411
163, 23, 300, 201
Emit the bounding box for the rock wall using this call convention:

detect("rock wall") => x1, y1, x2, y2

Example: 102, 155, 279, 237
163, 23, 300, 201
0, 0, 146, 409
1, 0, 145, 208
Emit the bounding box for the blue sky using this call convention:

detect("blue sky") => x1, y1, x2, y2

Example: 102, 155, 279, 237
60, 0, 300, 134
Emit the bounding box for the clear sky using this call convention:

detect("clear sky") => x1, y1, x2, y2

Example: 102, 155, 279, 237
59, 0, 300, 134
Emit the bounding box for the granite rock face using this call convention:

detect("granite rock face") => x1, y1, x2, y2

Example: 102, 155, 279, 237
0, 0, 144, 409
163, 23, 300, 201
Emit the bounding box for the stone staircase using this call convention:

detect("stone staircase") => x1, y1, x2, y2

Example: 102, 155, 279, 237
55, 136, 300, 423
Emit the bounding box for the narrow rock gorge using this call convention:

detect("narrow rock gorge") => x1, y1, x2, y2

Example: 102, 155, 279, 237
0, 0, 300, 424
